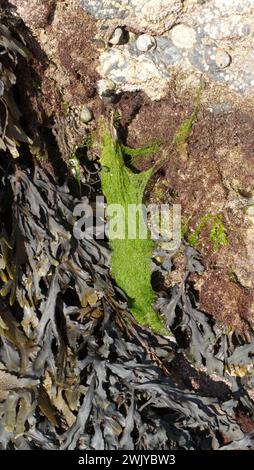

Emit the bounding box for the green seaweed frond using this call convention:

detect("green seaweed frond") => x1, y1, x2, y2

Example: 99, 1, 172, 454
112, 110, 122, 128
174, 108, 198, 148
121, 142, 161, 159
99, 118, 167, 335
174, 86, 202, 151
97, 90, 202, 334
181, 222, 189, 240
188, 214, 211, 247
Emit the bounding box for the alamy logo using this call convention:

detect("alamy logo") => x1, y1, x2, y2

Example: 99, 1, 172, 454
73, 196, 181, 250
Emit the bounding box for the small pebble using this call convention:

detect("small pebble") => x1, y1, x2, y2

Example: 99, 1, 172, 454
80, 106, 93, 123
109, 27, 125, 45
171, 24, 197, 49
136, 34, 156, 52
215, 49, 231, 68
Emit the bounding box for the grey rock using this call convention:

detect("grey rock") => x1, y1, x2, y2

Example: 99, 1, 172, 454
80, 0, 129, 20
188, 43, 210, 73
101, 92, 119, 103
90, 0, 254, 98
98, 47, 170, 100
97, 79, 116, 95
156, 37, 184, 65
211, 103, 233, 115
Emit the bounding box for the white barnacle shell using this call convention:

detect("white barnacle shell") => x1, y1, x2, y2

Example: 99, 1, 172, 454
136, 34, 157, 52
171, 24, 197, 49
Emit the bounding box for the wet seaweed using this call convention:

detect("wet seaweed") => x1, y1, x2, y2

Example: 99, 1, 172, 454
0, 166, 253, 450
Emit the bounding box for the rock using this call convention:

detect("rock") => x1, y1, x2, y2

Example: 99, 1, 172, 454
109, 27, 125, 45
92, 0, 254, 98
80, 106, 93, 123
156, 37, 183, 65
136, 34, 156, 52
98, 49, 170, 101
80, 0, 184, 35
215, 49, 231, 69
171, 24, 197, 49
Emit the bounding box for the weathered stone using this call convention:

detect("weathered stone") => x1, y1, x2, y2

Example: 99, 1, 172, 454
97, 78, 118, 102
80, 106, 93, 123
97, 78, 116, 95
157, 38, 184, 65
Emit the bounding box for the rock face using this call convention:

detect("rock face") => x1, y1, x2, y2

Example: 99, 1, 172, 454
80, 0, 183, 34
80, 0, 254, 99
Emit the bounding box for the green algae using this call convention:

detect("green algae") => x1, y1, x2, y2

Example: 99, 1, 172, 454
209, 215, 228, 251
121, 142, 161, 159
188, 213, 228, 252
98, 93, 201, 334
173, 89, 201, 151
99, 120, 167, 334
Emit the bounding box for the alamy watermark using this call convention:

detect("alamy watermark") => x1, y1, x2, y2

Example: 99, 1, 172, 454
73, 196, 181, 250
